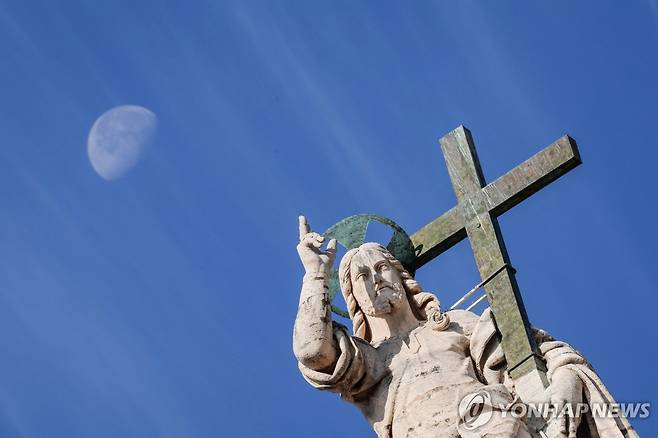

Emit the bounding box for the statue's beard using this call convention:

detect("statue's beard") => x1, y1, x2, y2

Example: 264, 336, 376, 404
362, 283, 405, 317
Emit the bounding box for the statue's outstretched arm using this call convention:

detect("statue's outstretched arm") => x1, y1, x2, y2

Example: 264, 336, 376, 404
293, 216, 338, 371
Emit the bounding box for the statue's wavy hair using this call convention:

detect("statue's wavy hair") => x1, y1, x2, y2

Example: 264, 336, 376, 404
338, 242, 440, 342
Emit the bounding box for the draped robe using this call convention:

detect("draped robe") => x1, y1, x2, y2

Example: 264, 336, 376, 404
298, 309, 638, 438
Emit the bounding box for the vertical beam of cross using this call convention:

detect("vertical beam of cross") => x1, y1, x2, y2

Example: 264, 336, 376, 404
441, 126, 551, 395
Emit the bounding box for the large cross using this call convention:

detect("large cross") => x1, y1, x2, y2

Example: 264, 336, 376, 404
410, 126, 581, 402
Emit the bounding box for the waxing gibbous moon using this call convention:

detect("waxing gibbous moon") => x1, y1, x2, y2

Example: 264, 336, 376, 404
87, 105, 157, 180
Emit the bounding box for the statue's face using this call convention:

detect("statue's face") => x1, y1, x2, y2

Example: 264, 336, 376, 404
350, 247, 406, 316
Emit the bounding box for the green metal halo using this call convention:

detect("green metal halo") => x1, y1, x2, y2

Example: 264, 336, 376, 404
323, 214, 416, 318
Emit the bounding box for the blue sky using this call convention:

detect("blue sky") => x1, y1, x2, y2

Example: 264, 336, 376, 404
0, 1, 656, 436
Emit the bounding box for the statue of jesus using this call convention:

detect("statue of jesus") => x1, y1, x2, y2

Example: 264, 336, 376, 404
293, 216, 638, 438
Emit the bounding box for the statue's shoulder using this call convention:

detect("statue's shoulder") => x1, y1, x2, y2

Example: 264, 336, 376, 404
446, 309, 480, 337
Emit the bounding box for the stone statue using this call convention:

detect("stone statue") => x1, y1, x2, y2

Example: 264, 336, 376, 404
293, 216, 638, 438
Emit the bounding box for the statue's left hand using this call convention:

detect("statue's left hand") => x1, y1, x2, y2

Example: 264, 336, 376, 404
545, 367, 583, 438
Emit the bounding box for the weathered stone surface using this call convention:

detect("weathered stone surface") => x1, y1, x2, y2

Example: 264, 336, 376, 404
293, 127, 638, 437
294, 220, 637, 437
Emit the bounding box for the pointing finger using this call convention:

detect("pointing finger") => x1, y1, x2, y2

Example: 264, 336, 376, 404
298, 215, 311, 240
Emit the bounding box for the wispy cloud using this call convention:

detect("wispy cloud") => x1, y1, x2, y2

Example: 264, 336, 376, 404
649, 0, 658, 25
232, 5, 402, 209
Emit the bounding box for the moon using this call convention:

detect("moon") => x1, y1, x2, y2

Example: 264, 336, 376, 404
87, 105, 157, 180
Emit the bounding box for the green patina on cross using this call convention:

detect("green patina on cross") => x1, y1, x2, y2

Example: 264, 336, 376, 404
411, 126, 580, 391
325, 125, 581, 401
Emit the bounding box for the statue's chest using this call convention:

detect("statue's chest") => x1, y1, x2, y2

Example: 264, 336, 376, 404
366, 325, 481, 437
378, 325, 474, 384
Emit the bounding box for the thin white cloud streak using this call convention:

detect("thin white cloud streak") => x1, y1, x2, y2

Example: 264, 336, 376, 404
0, 3, 118, 112
0, 154, 195, 436
649, 0, 658, 25
0, 247, 190, 436
428, 2, 557, 141
231, 6, 403, 211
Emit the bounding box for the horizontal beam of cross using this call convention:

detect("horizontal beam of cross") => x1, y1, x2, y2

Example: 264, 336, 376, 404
410, 134, 581, 270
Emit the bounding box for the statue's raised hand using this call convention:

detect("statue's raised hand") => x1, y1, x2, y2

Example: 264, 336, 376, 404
297, 215, 337, 276
294, 216, 339, 370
